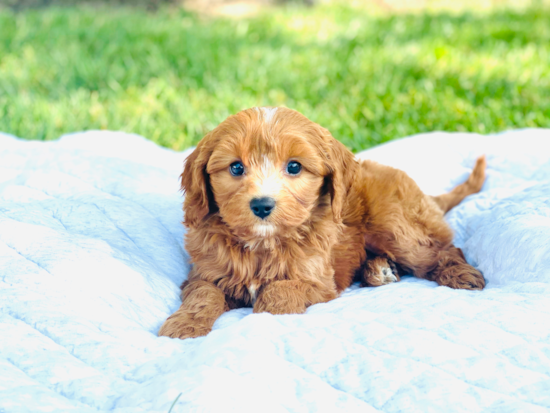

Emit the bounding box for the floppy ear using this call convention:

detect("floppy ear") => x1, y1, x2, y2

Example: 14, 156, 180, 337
324, 133, 358, 223
181, 135, 217, 227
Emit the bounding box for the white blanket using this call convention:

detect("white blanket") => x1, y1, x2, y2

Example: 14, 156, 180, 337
1, 129, 549, 413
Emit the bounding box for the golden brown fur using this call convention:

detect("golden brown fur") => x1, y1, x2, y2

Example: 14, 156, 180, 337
159, 107, 486, 339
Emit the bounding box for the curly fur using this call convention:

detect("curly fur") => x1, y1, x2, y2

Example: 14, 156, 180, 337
159, 107, 486, 339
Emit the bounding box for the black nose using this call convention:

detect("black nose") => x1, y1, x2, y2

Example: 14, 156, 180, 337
250, 197, 276, 219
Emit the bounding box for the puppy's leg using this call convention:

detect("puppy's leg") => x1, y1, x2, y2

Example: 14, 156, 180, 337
253, 280, 337, 315
158, 280, 228, 339
361, 255, 401, 287
429, 246, 485, 290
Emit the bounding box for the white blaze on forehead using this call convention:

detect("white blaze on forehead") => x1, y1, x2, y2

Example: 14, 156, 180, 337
260, 107, 278, 123
253, 155, 282, 196
260, 155, 273, 177
253, 106, 278, 124
257, 175, 283, 196
250, 109, 282, 196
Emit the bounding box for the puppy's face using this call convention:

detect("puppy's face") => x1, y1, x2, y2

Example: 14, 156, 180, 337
181, 107, 356, 239
208, 108, 328, 237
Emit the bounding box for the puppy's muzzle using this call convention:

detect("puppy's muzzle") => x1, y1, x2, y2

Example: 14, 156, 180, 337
250, 197, 276, 219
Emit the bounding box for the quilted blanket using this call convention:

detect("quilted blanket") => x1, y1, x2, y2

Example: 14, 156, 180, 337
1, 129, 549, 413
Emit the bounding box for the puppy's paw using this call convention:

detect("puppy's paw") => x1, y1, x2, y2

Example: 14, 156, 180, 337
158, 312, 212, 339
363, 257, 401, 287
253, 280, 308, 315
436, 264, 485, 290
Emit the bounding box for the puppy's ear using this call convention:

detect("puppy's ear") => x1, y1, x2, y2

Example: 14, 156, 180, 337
325, 133, 358, 223
181, 134, 217, 227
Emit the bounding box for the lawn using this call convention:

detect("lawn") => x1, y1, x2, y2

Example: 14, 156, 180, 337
0, 2, 549, 152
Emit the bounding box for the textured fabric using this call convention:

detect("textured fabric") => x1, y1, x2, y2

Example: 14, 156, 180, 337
0, 129, 549, 412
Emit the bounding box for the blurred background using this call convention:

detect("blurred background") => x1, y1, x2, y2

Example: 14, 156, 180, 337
0, 0, 548, 151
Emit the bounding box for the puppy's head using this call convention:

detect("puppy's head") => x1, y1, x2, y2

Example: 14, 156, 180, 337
181, 107, 357, 238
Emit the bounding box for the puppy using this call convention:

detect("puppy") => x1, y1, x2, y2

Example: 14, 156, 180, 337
159, 107, 486, 339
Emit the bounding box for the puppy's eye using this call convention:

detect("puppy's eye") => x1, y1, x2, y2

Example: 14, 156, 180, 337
230, 161, 245, 176
286, 161, 302, 176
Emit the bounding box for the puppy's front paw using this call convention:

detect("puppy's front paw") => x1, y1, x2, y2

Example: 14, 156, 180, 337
158, 311, 212, 339
253, 280, 308, 315
363, 257, 401, 287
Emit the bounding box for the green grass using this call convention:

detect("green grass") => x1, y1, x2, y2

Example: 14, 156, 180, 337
1, 3, 549, 151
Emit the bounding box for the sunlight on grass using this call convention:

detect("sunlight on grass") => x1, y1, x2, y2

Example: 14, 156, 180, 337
0, 3, 549, 151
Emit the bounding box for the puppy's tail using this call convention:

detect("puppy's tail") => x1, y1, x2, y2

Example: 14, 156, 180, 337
432, 155, 487, 214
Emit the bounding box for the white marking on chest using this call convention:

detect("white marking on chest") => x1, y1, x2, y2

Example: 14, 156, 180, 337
248, 283, 259, 305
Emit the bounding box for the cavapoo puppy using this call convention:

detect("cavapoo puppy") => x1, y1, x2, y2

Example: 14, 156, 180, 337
159, 107, 486, 339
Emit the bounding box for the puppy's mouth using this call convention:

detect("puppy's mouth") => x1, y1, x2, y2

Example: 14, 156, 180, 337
253, 223, 276, 237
